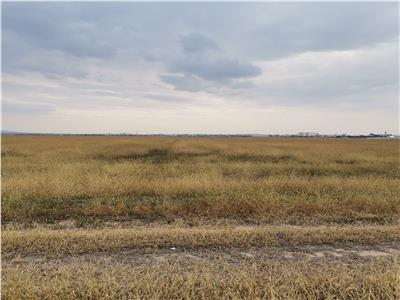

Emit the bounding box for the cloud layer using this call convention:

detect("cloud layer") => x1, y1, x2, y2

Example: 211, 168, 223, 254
2, 2, 399, 134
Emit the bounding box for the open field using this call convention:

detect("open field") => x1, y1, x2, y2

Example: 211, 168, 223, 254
2, 136, 400, 299
2, 136, 399, 224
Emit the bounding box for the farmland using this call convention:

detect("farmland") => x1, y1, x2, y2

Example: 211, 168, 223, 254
2, 136, 400, 299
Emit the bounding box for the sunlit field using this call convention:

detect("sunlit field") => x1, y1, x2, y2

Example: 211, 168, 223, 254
2, 136, 400, 299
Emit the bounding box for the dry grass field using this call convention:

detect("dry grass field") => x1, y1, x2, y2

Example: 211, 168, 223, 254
2, 136, 399, 224
2, 136, 400, 299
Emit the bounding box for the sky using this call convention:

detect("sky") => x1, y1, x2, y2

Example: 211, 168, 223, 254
2, 2, 399, 134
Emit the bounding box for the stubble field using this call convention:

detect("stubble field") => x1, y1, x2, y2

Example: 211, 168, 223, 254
1, 136, 400, 299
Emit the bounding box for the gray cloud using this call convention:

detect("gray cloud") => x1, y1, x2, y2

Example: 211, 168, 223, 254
160, 74, 209, 92
196, 3, 399, 60
242, 43, 399, 108
169, 55, 261, 81
161, 33, 261, 90
3, 3, 398, 76
2, 3, 115, 59
2, 28, 89, 79
180, 34, 219, 54
2, 100, 55, 115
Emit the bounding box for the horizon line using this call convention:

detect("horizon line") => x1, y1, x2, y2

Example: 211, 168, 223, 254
2, 130, 398, 137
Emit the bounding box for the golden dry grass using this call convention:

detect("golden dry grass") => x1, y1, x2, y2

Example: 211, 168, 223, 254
2, 136, 399, 224
3, 224, 400, 257
2, 258, 400, 299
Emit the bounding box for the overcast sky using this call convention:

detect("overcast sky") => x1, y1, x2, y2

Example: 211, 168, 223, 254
2, 2, 399, 134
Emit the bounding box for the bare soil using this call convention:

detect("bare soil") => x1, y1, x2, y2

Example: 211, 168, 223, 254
4, 243, 399, 270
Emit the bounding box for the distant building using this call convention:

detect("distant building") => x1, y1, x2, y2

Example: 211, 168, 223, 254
298, 132, 319, 137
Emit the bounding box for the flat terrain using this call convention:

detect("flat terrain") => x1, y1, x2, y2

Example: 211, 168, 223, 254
2, 136, 400, 299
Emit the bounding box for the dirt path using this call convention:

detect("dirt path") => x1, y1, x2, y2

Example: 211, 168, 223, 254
4, 243, 399, 269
